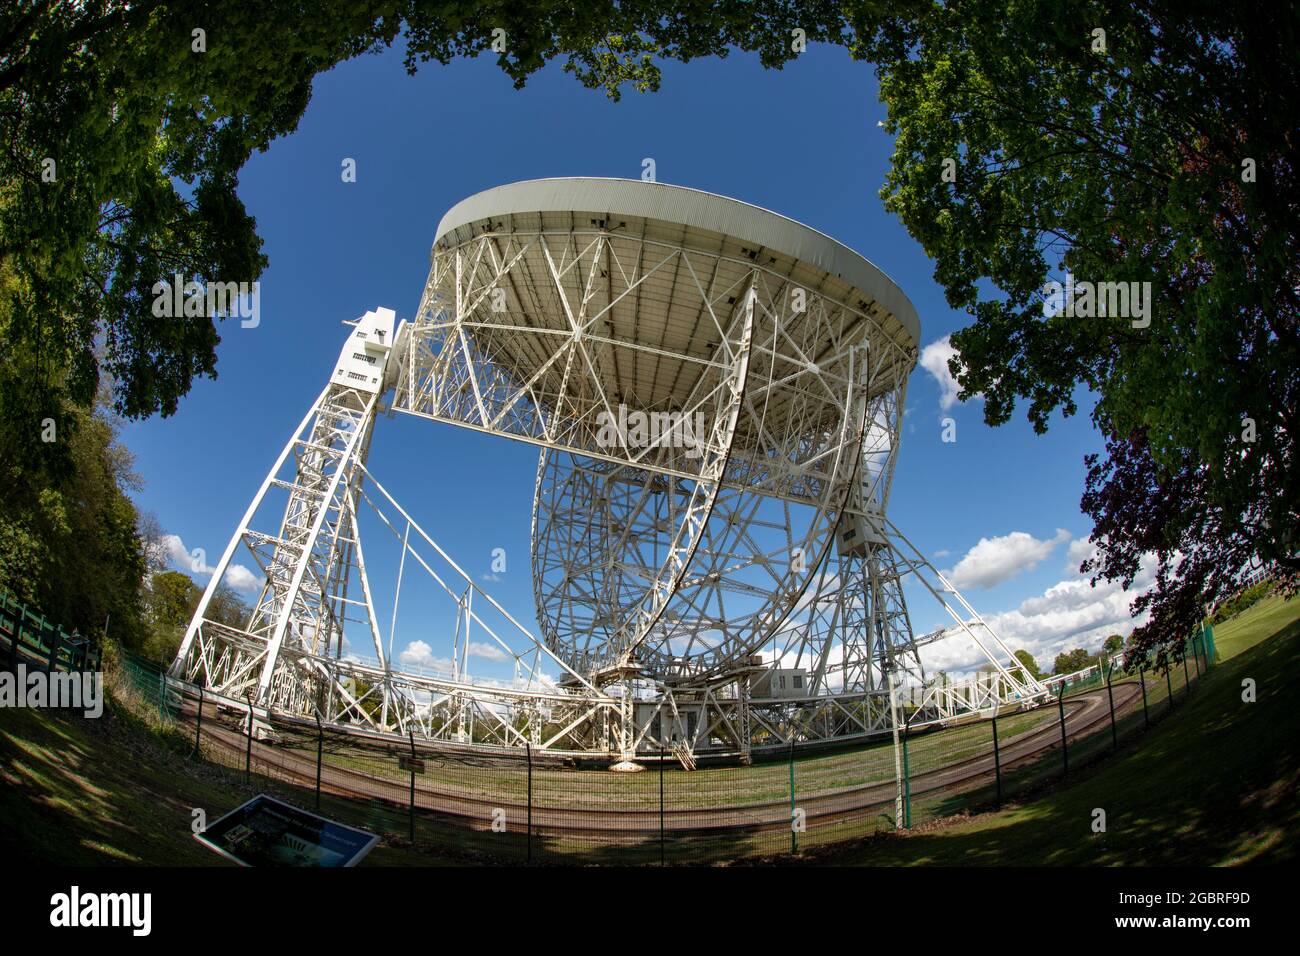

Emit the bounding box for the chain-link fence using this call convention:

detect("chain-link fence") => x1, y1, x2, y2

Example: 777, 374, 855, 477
107, 627, 1214, 864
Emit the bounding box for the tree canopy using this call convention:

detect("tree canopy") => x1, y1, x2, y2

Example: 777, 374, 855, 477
139, 568, 250, 662
1052, 648, 1091, 676
0, 0, 823, 432
1011, 648, 1043, 681
849, 0, 1298, 667
0, 381, 147, 647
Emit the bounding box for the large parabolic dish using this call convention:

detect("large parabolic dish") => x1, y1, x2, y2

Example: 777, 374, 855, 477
395, 179, 922, 690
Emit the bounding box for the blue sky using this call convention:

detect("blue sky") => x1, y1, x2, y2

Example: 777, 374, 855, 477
123, 41, 1150, 680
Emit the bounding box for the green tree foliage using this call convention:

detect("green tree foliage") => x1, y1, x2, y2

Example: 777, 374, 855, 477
2, 2, 398, 437
146, 571, 200, 631
0, 384, 147, 648
0, 1, 821, 433
1011, 648, 1042, 681
140, 569, 250, 663
847, 1, 1299, 666
1052, 648, 1091, 676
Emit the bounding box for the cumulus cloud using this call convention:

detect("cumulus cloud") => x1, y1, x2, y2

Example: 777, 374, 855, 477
398, 640, 455, 673
919, 336, 962, 411
944, 528, 1071, 590
468, 641, 509, 662
920, 553, 1158, 678
163, 533, 260, 593
225, 565, 260, 591
163, 534, 193, 568
1064, 536, 1100, 575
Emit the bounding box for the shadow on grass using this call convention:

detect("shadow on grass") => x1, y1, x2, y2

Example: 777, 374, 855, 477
0, 700, 241, 865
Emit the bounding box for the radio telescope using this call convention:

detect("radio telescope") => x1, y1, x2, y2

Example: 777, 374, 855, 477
172, 179, 1048, 764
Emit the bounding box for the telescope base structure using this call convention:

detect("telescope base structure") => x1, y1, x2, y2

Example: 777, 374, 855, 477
171, 632, 1039, 765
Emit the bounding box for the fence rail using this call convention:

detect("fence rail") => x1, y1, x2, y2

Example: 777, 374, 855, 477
113, 628, 1215, 865
0, 588, 102, 675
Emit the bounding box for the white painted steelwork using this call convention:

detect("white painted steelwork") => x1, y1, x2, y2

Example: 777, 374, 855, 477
171, 180, 1048, 762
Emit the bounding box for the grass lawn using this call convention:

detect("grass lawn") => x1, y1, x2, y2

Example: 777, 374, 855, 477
1, 697, 240, 864
317, 701, 1059, 811
1212, 592, 1300, 661
801, 593, 1300, 866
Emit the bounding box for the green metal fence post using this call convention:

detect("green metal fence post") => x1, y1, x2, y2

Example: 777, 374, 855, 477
991, 713, 1002, 805
193, 684, 204, 759
7, 609, 18, 667
1105, 663, 1118, 751
788, 739, 797, 853
1139, 667, 1149, 730
244, 693, 254, 786
658, 746, 665, 866
24, 612, 38, 663
527, 742, 535, 865
407, 729, 416, 846
1056, 687, 1069, 778
314, 712, 323, 812
902, 715, 912, 828
19, 613, 33, 665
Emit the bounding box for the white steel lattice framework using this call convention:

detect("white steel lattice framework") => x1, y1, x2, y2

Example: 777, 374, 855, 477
171, 179, 1049, 763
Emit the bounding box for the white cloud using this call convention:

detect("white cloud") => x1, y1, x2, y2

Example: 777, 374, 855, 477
225, 564, 261, 592
920, 553, 1157, 678
468, 641, 509, 662
163, 533, 259, 593
934, 549, 952, 559
163, 534, 192, 568
758, 645, 846, 692
1064, 536, 1099, 574
919, 335, 963, 411
398, 640, 454, 672
944, 528, 1071, 590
